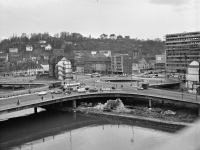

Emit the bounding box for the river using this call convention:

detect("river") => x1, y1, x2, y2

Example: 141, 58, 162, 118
0, 108, 172, 150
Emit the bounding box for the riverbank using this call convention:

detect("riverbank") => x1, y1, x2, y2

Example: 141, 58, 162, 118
72, 105, 196, 132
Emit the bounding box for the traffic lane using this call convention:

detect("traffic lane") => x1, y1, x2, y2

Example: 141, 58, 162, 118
0, 82, 199, 110
0, 92, 64, 108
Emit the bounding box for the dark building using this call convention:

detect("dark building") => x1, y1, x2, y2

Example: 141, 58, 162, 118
165, 31, 200, 73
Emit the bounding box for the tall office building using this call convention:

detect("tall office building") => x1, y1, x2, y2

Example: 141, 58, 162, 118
111, 53, 132, 74
165, 31, 200, 73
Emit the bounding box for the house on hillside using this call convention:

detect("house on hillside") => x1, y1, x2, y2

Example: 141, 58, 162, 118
125, 36, 130, 39
0, 53, 8, 62
117, 35, 123, 40
9, 53, 22, 63
100, 34, 108, 39
9, 48, 18, 53
99, 50, 111, 57
110, 34, 116, 40
26, 45, 33, 51
22, 53, 31, 61
39, 40, 47, 44
45, 44, 52, 50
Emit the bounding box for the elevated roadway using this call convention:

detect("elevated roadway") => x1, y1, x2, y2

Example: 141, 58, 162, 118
0, 75, 199, 115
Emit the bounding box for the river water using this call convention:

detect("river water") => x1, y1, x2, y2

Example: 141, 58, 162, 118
0, 108, 172, 150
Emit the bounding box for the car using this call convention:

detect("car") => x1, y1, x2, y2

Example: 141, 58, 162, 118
137, 86, 143, 90
89, 89, 98, 93
85, 73, 92, 76
77, 88, 86, 93
37, 91, 48, 96
54, 89, 62, 94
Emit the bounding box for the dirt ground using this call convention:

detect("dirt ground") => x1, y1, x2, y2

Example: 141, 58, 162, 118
75, 104, 198, 124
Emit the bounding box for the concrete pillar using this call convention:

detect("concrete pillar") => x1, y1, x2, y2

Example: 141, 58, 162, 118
148, 98, 152, 108
73, 100, 76, 109
34, 107, 37, 114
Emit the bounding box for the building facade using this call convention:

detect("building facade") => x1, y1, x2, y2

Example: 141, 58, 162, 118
84, 56, 111, 74
155, 54, 166, 70
111, 54, 132, 74
165, 31, 200, 73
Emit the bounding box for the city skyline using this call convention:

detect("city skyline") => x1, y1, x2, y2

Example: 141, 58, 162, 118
0, 0, 199, 40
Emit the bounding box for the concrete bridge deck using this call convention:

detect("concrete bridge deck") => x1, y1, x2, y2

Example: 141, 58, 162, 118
0, 75, 199, 115
0, 87, 199, 115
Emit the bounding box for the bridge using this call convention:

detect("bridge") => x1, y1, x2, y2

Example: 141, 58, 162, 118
0, 87, 200, 115
0, 75, 200, 115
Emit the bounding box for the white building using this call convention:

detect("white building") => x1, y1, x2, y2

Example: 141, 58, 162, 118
41, 61, 49, 72
9, 48, 18, 53
57, 57, 72, 80
186, 61, 200, 94
45, 44, 52, 50
99, 50, 111, 57
26, 45, 33, 51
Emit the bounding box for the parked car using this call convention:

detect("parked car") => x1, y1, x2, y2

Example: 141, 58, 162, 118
77, 88, 86, 93
37, 91, 48, 96
89, 89, 98, 93
54, 89, 62, 94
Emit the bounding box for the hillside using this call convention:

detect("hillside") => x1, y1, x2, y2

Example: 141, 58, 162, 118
0, 33, 165, 56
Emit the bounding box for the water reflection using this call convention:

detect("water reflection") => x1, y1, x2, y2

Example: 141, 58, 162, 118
10, 124, 171, 150
0, 109, 172, 150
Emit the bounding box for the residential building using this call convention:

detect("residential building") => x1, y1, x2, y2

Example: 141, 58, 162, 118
12, 61, 44, 76
125, 36, 130, 39
45, 44, 52, 50
40, 60, 49, 73
132, 49, 140, 60
99, 50, 111, 57
132, 58, 154, 73
26, 45, 33, 51
110, 34, 116, 40
100, 34, 108, 39
76, 61, 85, 73
0, 53, 8, 61
9, 48, 18, 53
9, 53, 22, 63
111, 54, 132, 74
84, 56, 111, 74
155, 54, 166, 70
22, 53, 31, 61
165, 31, 200, 73
117, 35, 123, 40
39, 40, 47, 44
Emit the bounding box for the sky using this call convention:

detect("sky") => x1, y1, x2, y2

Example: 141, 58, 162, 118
0, 0, 199, 40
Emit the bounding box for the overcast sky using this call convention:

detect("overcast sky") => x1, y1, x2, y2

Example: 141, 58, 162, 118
0, 0, 199, 40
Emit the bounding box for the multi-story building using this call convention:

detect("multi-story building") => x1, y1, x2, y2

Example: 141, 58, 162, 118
111, 54, 132, 74
84, 56, 111, 74
165, 31, 200, 73
12, 61, 44, 76
155, 54, 166, 71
